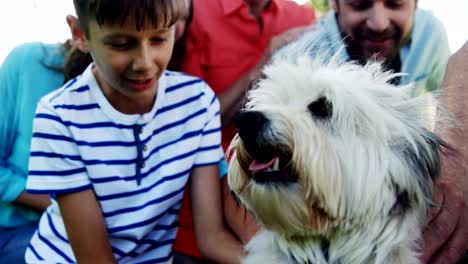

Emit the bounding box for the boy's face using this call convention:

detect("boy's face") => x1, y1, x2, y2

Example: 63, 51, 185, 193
84, 19, 175, 109
334, 0, 416, 62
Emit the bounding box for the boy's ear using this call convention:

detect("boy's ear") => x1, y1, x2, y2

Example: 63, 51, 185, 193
66, 15, 89, 53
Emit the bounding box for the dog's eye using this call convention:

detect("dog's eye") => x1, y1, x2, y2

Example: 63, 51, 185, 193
308, 96, 333, 119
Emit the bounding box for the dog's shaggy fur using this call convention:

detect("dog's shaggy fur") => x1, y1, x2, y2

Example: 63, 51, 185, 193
227, 46, 445, 263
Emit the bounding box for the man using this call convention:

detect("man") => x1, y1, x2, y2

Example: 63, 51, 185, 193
297, 0, 450, 97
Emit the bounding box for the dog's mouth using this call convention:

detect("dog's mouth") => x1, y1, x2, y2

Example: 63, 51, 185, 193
247, 155, 297, 184
235, 110, 297, 184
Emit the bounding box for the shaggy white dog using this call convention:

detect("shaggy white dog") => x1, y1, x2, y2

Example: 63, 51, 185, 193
227, 45, 445, 263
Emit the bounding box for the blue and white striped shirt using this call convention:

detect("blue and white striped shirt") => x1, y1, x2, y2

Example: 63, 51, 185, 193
25, 64, 223, 263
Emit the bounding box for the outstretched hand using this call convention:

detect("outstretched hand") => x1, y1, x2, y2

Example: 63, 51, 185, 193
422, 41, 468, 264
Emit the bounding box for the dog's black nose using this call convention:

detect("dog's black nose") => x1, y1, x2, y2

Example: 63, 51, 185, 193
235, 111, 269, 144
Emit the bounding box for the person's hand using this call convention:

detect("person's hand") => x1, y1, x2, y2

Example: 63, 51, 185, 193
422, 41, 468, 264
421, 150, 468, 263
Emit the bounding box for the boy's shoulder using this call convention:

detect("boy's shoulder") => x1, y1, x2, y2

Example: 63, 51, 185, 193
39, 66, 95, 108
163, 70, 215, 95
163, 69, 204, 83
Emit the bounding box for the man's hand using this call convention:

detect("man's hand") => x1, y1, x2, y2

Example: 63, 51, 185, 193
421, 150, 468, 263
422, 41, 468, 263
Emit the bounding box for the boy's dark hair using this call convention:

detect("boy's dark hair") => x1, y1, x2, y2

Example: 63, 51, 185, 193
73, 0, 187, 37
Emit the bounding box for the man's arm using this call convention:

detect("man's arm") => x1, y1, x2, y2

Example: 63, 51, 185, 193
422, 41, 468, 264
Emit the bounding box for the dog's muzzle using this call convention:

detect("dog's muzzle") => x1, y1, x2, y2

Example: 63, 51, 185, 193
236, 111, 296, 184
236, 111, 269, 151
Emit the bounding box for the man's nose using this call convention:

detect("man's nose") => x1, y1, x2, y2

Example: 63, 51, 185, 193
366, 3, 391, 33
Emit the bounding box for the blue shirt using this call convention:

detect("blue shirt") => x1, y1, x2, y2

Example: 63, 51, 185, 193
0, 42, 65, 227
283, 9, 450, 97
26, 64, 224, 263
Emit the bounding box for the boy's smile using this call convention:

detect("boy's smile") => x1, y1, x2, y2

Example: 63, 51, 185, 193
85, 19, 175, 114
124, 75, 157, 92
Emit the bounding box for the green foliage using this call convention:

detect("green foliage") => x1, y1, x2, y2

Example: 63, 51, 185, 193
310, 0, 330, 13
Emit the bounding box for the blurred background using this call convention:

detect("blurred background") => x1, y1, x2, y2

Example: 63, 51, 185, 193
0, 0, 467, 64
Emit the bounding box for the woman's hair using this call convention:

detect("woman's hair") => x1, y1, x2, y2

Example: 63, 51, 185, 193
62, 40, 93, 82
73, 0, 188, 37
41, 40, 93, 83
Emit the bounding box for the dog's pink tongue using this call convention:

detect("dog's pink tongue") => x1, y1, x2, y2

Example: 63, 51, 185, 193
249, 157, 278, 172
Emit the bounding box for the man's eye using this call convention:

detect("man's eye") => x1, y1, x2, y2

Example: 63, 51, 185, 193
386, 0, 405, 9
348, 0, 373, 10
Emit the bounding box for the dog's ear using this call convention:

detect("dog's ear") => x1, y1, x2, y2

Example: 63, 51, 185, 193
398, 130, 445, 202
407, 130, 445, 182
388, 130, 445, 215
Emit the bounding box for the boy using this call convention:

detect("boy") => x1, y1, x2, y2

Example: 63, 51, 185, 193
25, 0, 243, 263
